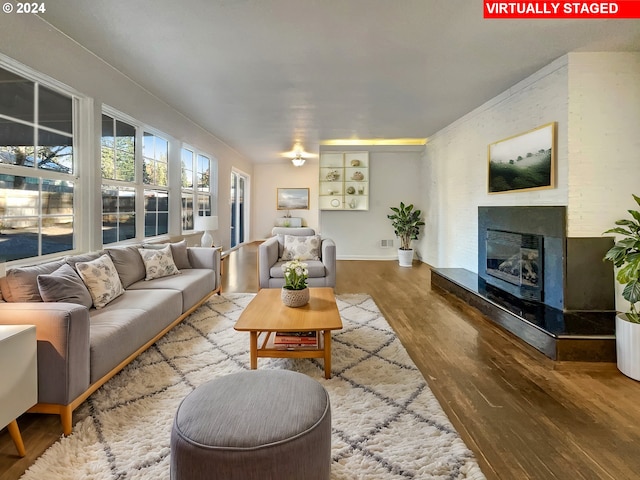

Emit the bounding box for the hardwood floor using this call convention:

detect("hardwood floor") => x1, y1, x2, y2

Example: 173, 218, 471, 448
2, 242, 639, 479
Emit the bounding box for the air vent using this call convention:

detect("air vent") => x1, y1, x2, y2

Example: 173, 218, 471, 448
380, 239, 394, 248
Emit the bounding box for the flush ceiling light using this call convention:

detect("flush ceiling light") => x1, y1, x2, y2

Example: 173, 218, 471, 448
291, 154, 306, 167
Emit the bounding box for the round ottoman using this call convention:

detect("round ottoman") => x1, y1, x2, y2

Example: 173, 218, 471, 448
170, 370, 331, 480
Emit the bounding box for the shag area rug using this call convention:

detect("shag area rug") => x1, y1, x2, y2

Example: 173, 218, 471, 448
21, 293, 485, 480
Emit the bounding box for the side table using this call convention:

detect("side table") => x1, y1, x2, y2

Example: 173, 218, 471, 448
0, 325, 37, 457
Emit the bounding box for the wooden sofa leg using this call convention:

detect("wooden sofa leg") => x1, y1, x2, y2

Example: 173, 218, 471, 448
61, 407, 73, 436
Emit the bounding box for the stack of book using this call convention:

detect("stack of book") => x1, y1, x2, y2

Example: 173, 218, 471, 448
273, 331, 318, 348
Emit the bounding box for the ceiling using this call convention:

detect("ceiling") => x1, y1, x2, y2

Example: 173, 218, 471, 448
38, 0, 640, 164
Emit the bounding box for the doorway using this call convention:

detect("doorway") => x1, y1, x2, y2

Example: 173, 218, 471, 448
230, 170, 249, 248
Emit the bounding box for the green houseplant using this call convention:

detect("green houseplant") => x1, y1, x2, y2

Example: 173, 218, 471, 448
604, 193, 640, 380
604, 194, 640, 323
387, 202, 425, 267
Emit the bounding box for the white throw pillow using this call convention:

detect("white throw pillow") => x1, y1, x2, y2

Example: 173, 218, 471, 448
76, 254, 125, 309
138, 244, 181, 280
281, 235, 321, 261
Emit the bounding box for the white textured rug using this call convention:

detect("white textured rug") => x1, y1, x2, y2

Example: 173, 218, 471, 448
21, 293, 485, 480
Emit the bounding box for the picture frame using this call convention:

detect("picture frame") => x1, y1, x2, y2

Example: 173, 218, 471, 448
277, 188, 309, 210
488, 122, 556, 194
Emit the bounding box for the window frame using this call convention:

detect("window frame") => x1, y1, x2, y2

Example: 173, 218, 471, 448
101, 106, 173, 244
0, 56, 88, 265
181, 145, 217, 233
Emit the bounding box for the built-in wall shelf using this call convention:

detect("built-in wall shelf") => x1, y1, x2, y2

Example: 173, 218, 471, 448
319, 151, 369, 211
431, 267, 616, 362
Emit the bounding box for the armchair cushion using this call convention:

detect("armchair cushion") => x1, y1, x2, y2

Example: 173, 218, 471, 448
269, 260, 326, 279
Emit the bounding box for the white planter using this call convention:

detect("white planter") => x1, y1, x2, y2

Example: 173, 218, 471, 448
616, 313, 640, 381
397, 249, 414, 267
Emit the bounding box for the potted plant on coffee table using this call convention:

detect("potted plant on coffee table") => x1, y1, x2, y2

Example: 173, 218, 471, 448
604, 193, 640, 381
387, 202, 425, 267
281, 258, 309, 307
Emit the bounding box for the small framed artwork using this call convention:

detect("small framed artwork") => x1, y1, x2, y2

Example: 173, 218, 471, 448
488, 122, 556, 194
277, 188, 309, 210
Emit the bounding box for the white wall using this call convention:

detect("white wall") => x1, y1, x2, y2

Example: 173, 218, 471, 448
567, 52, 640, 237
420, 56, 570, 271
319, 147, 424, 260
253, 162, 320, 238
0, 14, 253, 252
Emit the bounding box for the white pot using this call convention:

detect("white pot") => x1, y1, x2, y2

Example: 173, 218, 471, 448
397, 249, 414, 267
616, 313, 640, 381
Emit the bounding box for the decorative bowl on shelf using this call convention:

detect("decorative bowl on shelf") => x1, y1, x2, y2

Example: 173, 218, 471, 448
346, 186, 355, 194
350, 159, 360, 167
330, 198, 341, 207
326, 170, 340, 181
351, 171, 364, 181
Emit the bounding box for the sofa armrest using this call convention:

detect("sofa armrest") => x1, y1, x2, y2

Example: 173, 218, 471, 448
321, 238, 336, 287
187, 247, 221, 290
0, 303, 90, 405
258, 237, 280, 289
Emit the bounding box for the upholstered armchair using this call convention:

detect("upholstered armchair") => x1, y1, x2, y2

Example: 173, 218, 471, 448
258, 227, 336, 289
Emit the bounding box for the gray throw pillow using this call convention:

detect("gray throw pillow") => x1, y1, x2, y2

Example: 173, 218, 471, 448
4, 259, 66, 302
37, 264, 93, 308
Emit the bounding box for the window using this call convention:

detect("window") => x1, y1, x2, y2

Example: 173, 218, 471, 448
0, 65, 77, 262
143, 132, 169, 237
101, 114, 137, 244
181, 147, 215, 232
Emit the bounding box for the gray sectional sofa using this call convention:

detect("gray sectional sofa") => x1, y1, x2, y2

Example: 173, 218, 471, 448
0, 241, 221, 435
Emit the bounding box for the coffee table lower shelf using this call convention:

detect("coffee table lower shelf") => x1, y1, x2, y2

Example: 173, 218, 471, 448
249, 330, 332, 378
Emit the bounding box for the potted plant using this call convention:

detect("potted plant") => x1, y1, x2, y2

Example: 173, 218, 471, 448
281, 259, 309, 307
604, 193, 640, 380
387, 202, 425, 267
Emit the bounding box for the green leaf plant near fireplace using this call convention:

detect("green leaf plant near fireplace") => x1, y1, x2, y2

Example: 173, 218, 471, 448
604, 194, 640, 381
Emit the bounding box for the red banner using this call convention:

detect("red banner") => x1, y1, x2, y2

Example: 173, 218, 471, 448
484, 1, 640, 18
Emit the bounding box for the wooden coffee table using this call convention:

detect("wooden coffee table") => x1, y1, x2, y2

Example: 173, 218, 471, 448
234, 287, 343, 378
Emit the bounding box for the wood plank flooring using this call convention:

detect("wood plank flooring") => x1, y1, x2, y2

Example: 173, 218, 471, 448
2, 242, 639, 479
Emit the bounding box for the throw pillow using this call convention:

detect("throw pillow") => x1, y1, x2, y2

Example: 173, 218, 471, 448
37, 264, 93, 308
141, 240, 191, 270
76, 254, 125, 309
138, 244, 181, 280
2, 259, 66, 302
281, 235, 321, 261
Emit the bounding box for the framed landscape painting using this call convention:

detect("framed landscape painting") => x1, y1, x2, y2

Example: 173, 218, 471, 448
277, 188, 309, 210
488, 122, 556, 194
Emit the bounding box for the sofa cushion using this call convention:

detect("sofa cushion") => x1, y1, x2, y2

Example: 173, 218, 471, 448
76, 254, 125, 309
142, 240, 191, 269
128, 268, 215, 313
88, 289, 182, 383
138, 245, 181, 280
37, 264, 93, 308
105, 245, 146, 288
65, 252, 104, 270
281, 235, 321, 261
2, 259, 66, 302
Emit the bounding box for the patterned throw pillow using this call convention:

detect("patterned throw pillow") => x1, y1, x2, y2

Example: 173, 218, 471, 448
281, 235, 321, 261
138, 244, 181, 281
76, 254, 125, 309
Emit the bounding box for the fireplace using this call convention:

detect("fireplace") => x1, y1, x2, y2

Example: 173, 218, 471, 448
485, 229, 543, 302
